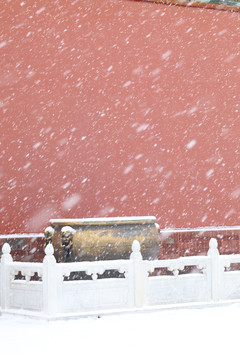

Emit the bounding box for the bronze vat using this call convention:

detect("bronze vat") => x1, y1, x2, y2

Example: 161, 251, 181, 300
45, 216, 160, 262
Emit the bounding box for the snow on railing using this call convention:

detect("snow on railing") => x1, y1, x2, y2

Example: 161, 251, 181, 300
1, 238, 240, 318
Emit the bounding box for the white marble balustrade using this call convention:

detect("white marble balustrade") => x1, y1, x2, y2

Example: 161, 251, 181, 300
1, 238, 240, 318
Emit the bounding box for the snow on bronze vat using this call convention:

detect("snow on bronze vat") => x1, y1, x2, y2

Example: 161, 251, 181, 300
45, 216, 160, 262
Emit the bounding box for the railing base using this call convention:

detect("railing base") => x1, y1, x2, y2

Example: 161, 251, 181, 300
1, 299, 240, 321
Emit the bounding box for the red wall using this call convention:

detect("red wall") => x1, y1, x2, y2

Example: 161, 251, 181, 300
1, 0, 240, 234
159, 228, 240, 259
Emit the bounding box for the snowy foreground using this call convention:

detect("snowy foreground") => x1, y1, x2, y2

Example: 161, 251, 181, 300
1, 304, 240, 360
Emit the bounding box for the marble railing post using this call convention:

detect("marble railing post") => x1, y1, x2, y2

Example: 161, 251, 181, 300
208, 238, 220, 302
42, 244, 58, 316
0, 243, 13, 309
130, 240, 145, 308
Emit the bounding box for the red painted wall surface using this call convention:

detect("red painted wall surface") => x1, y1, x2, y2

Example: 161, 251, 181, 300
159, 228, 240, 259
0, 235, 45, 262
1, 0, 240, 234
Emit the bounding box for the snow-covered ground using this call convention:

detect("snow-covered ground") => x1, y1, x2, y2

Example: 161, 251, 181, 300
1, 304, 240, 360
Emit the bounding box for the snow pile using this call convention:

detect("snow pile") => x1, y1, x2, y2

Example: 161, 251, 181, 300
1, 304, 240, 360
